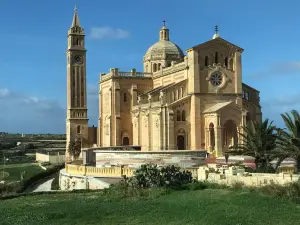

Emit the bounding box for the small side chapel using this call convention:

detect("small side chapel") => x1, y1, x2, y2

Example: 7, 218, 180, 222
66, 8, 262, 158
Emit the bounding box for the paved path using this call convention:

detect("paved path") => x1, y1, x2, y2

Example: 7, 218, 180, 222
31, 177, 54, 192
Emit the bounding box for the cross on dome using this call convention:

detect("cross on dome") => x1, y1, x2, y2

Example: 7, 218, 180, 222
213, 25, 220, 39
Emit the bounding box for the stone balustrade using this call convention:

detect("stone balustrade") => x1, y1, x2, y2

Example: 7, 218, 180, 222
65, 163, 298, 187
65, 163, 198, 179
100, 68, 152, 82
153, 62, 186, 78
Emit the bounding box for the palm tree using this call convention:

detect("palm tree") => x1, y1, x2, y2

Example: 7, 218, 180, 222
229, 119, 279, 170
276, 110, 300, 171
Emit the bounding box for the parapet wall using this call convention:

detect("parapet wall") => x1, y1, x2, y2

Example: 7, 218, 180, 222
198, 165, 299, 187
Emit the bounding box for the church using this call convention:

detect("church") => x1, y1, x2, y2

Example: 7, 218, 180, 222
66, 8, 262, 159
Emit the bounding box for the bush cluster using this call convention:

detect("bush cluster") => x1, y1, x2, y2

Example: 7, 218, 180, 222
125, 164, 193, 189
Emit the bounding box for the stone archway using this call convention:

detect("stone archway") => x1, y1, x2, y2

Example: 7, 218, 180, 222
121, 131, 130, 146
222, 120, 238, 151
176, 128, 186, 150
177, 136, 185, 150
122, 137, 129, 146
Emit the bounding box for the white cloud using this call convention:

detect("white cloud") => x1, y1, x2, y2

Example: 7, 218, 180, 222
0, 85, 100, 133
89, 26, 130, 40
262, 92, 300, 128
249, 61, 300, 79
0, 88, 65, 133
0, 88, 10, 98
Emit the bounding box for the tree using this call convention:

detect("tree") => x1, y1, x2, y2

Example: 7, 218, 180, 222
276, 110, 300, 171
67, 135, 82, 160
229, 119, 279, 171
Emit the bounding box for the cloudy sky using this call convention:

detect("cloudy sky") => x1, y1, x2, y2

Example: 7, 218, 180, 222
0, 0, 299, 134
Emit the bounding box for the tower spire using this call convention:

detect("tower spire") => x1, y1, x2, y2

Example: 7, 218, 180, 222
71, 5, 80, 27
212, 25, 220, 39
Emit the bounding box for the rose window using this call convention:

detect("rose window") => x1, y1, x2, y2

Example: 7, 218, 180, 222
210, 72, 223, 86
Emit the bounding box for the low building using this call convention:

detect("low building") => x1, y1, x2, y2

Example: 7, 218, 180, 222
36, 149, 65, 164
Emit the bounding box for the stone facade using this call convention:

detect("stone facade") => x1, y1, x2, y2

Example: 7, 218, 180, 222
66, 8, 262, 158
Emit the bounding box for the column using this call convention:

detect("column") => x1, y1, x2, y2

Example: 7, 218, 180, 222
132, 113, 139, 145
167, 109, 175, 150
205, 128, 210, 151
215, 126, 223, 157
190, 95, 201, 150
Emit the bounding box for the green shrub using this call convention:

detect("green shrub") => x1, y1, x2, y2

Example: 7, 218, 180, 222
127, 164, 193, 189
230, 181, 245, 190
104, 180, 170, 200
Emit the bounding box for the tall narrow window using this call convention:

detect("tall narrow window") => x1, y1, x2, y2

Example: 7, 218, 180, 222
77, 125, 81, 134
177, 110, 181, 121
124, 93, 127, 102
245, 92, 249, 100
215, 52, 218, 64
153, 64, 157, 72
224, 57, 228, 67
205, 56, 208, 66
182, 110, 186, 121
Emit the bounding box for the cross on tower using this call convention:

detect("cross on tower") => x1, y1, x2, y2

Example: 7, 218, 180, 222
214, 25, 219, 34
163, 20, 166, 26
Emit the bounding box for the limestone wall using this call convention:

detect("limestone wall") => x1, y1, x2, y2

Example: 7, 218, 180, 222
36, 153, 65, 164
198, 165, 300, 187
59, 169, 112, 191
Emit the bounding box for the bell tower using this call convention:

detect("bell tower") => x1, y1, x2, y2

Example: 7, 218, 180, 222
66, 6, 88, 161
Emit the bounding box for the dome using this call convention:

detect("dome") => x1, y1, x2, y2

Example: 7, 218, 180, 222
143, 24, 184, 62
144, 40, 184, 61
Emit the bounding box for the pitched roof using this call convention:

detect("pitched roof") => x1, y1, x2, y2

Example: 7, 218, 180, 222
202, 101, 234, 113
187, 37, 244, 53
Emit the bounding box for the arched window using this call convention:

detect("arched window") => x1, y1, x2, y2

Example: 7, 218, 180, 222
124, 93, 127, 102
205, 56, 208, 66
177, 90, 180, 100
215, 52, 218, 64
158, 63, 161, 70
177, 110, 181, 121
77, 125, 81, 134
224, 57, 228, 67
153, 64, 157, 72
182, 110, 186, 121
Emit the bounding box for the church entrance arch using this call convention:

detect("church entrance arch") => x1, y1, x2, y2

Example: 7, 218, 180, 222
222, 120, 238, 151
176, 128, 186, 150
122, 137, 129, 146
177, 136, 185, 150
121, 131, 130, 146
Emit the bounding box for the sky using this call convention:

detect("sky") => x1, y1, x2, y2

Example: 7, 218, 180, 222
0, 0, 300, 134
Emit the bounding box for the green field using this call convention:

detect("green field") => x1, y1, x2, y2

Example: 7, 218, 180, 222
0, 189, 299, 225
0, 163, 44, 182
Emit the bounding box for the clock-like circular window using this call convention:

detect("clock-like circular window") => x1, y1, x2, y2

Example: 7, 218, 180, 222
210, 71, 223, 86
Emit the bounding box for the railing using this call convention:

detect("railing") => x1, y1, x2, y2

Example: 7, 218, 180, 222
100, 69, 152, 82
153, 62, 186, 78
119, 72, 152, 77
65, 164, 198, 179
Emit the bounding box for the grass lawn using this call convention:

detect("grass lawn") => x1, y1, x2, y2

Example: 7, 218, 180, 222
0, 163, 44, 182
0, 189, 300, 225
